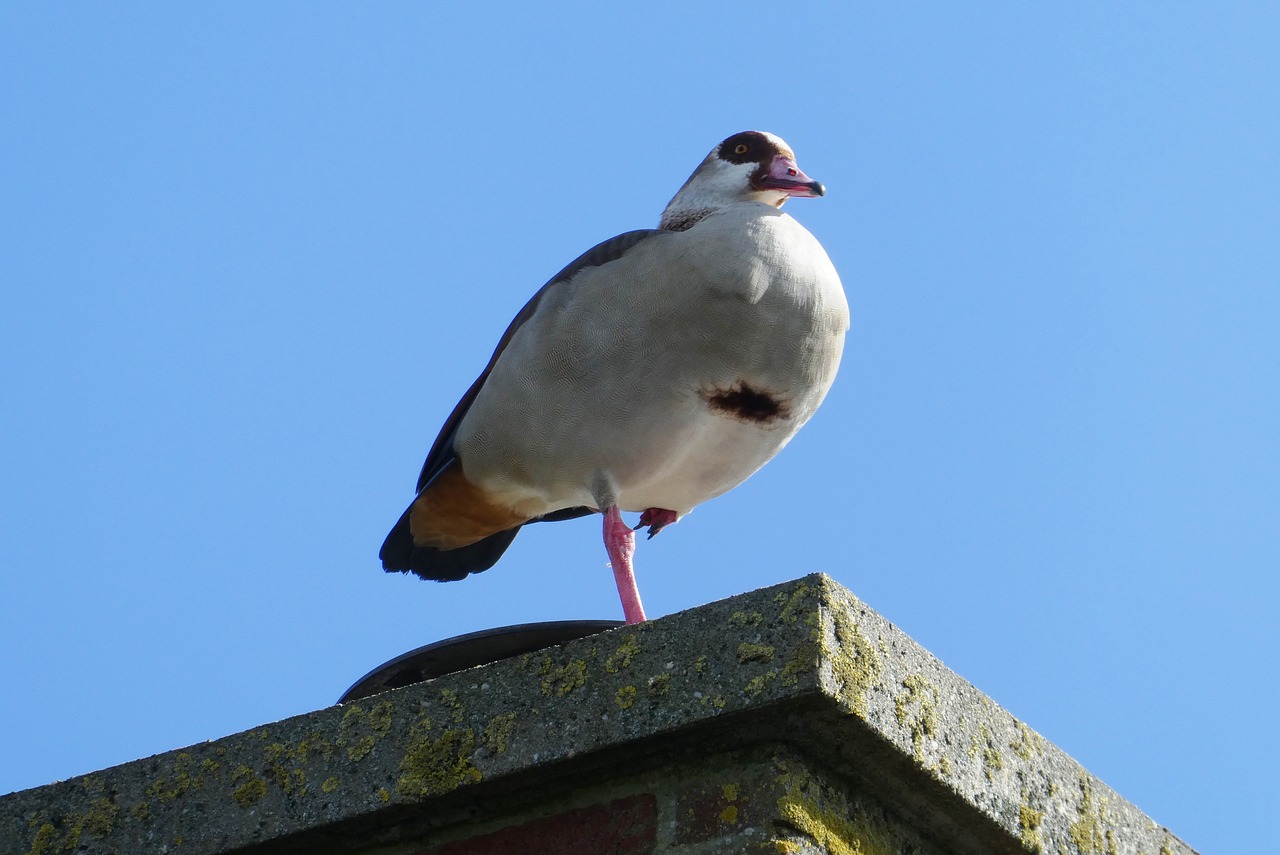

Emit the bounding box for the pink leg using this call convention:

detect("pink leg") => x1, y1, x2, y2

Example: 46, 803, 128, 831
635, 508, 679, 539
603, 505, 647, 624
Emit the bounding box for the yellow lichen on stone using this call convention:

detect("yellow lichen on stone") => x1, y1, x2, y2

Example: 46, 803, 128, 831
539, 658, 588, 697
145, 752, 204, 803
482, 712, 518, 755
264, 743, 308, 796
396, 717, 482, 799
1011, 721, 1045, 761
894, 674, 939, 764
775, 581, 813, 625
1069, 774, 1113, 854
729, 610, 763, 627
439, 688, 466, 724
371, 701, 394, 733
775, 761, 895, 855
781, 637, 818, 688
776, 797, 894, 855
647, 673, 671, 697
981, 727, 1005, 782
825, 607, 883, 718
737, 642, 776, 664
27, 787, 123, 854
28, 821, 58, 855
745, 672, 776, 696
60, 777, 115, 843
1019, 803, 1045, 853
321, 777, 340, 794
719, 782, 740, 824
231, 765, 268, 808
339, 702, 393, 762
80, 796, 117, 840
616, 685, 638, 709
605, 635, 641, 673
377, 787, 392, 803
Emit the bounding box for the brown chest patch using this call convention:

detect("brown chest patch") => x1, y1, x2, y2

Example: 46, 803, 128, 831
409, 463, 531, 550
699, 382, 791, 424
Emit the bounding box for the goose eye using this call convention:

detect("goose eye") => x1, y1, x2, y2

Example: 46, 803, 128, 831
734, 144, 749, 155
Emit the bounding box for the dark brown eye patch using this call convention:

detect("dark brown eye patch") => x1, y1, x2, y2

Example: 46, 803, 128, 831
719, 131, 777, 165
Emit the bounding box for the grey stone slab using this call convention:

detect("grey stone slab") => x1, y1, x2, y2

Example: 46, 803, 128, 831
0, 575, 1195, 855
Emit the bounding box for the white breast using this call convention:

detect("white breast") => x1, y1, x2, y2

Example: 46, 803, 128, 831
457, 202, 848, 517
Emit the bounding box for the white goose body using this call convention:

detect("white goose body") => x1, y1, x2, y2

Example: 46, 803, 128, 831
456, 202, 847, 517
381, 130, 849, 624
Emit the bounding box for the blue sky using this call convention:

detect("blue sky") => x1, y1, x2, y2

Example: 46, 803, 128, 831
2, 5, 1276, 851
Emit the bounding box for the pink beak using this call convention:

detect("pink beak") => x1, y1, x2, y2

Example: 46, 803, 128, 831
759, 154, 825, 197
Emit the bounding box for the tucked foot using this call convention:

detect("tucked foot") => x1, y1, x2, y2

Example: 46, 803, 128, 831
634, 508, 679, 539
603, 505, 646, 624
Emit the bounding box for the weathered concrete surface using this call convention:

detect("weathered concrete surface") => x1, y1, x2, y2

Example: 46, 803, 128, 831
0, 575, 1196, 854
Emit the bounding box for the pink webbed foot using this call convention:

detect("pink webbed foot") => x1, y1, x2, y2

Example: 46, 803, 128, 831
603, 505, 646, 624
634, 507, 679, 539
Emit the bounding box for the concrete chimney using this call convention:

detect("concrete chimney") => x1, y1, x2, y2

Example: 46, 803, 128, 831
0, 575, 1195, 854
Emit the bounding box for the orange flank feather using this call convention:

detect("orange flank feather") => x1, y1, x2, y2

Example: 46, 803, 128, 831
408, 463, 532, 550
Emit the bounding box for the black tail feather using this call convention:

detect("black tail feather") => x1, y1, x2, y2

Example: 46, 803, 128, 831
379, 505, 522, 582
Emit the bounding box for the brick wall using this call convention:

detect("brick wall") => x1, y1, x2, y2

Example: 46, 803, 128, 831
400, 746, 949, 855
